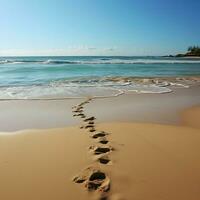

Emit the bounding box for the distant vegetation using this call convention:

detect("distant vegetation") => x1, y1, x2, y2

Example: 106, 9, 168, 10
176, 45, 200, 57
187, 46, 200, 56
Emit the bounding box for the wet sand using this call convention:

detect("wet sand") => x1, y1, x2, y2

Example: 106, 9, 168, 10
0, 85, 200, 131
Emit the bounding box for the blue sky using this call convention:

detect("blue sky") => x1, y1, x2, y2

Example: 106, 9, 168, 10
0, 0, 200, 56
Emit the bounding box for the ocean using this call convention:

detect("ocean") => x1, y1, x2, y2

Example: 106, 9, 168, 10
0, 56, 200, 99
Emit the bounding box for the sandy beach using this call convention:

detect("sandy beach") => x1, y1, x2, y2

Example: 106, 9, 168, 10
0, 85, 200, 200
2, 0, 200, 199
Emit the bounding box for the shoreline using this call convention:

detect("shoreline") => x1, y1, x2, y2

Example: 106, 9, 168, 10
0, 84, 200, 132
0, 76, 199, 100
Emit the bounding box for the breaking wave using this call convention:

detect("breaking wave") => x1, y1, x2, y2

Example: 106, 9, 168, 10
1, 58, 200, 65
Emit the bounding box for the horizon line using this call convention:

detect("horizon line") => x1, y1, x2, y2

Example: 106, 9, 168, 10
0, 55, 172, 57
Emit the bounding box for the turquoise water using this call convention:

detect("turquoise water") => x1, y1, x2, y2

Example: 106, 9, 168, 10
0, 56, 200, 99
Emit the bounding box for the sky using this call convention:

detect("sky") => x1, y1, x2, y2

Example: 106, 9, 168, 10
0, 0, 200, 56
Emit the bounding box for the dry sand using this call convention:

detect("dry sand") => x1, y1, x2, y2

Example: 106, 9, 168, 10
0, 97, 200, 200
181, 106, 200, 129
101, 122, 200, 200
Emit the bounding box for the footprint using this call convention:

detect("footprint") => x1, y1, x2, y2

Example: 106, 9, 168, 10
89, 128, 96, 132
73, 110, 83, 113
98, 137, 109, 144
90, 146, 113, 155
72, 106, 83, 111
79, 101, 90, 107
80, 125, 95, 129
79, 124, 95, 129
84, 98, 92, 103
84, 125, 95, 129
92, 132, 107, 139
98, 155, 111, 165
94, 147, 111, 155
97, 176, 111, 193
73, 113, 85, 118
77, 98, 92, 107
87, 171, 106, 190
86, 171, 110, 192
84, 116, 96, 122
88, 121, 94, 125
73, 167, 110, 192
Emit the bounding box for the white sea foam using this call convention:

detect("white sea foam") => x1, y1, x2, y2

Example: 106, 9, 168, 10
0, 80, 175, 100
1, 58, 200, 65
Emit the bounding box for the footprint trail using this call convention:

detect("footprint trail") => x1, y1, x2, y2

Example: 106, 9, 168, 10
71, 98, 115, 199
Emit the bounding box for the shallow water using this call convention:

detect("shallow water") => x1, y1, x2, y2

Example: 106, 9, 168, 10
0, 56, 199, 99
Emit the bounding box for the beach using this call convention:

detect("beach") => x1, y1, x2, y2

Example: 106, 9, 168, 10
0, 84, 200, 200
1, 55, 200, 200
2, 0, 200, 198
